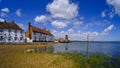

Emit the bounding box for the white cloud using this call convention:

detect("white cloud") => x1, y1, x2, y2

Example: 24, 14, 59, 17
80, 17, 84, 20
60, 31, 65, 34
34, 15, 46, 23
103, 24, 114, 33
52, 29, 102, 41
109, 8, 116, 18
52, 30, 58, 34
90, 32, 99, 37
16, 9, 21, 16
73, 21, 83, 27
46, 0, 78, 19
106, 0, 120, 17
81, 19, 111, 30
1, 8, 9, 13
51, 20, 67, 28
1, 8, 9, 17
0, 12, 8, 17
101, 11, 106, 18
52, 24, 114, 41
0, 18, 4, 22
68, 28, 74, 34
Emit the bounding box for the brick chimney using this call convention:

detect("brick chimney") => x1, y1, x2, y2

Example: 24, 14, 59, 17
28, 22, 31, 30
28, 22, 31, 39
4, 20, 6, 23
12, 20, 14, 23
44, 28, 46, 30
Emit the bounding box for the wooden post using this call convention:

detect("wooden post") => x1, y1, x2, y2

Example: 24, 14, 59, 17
86, 34, 89, 60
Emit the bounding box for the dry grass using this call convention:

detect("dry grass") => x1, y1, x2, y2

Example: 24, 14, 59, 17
0, 43, 75, 68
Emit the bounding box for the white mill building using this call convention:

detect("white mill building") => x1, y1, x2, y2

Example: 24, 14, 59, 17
25, 22, 54, 42
0, 21, 25, 43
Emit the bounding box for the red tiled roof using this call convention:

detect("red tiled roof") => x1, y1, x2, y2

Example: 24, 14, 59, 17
25, 22, 53, 39
31, 25, 52, 35
0, 21, 23, 30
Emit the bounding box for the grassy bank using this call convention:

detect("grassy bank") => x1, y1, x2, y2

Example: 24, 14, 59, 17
0, 43, 119, 68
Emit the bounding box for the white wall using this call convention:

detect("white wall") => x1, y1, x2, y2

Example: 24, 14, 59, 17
0, 29, 25, 43
32, 32, 54, 42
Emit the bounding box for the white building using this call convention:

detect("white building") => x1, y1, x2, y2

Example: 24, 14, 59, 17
0, 21, 25, 43
25, 22, 54, 42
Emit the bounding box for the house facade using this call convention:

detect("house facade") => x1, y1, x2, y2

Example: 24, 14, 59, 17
0, 21, 25, 43
25, 22, 54, 42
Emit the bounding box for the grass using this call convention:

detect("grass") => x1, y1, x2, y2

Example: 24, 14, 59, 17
0, 43, 119, 68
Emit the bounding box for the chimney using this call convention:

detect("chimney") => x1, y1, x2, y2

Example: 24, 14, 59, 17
65, 35, 68, 40
12, 21, 14, 23
28, 22, 31, 27
4, 20, 7, 23
44, 28, 46, 30
28, 22, 31, 39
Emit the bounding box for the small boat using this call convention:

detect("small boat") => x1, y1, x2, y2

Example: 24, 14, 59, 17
59, 39, 70, 43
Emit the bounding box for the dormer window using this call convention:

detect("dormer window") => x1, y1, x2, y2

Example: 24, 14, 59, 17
0, 28, 3, 32
0, 29, 3, 35
20, 30, 22, 34
34, 32, 36, 35
15, 30, 17, 33
9, 29, 11, 33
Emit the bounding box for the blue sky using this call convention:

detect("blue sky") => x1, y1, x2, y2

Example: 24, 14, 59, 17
0, 0, 120, 41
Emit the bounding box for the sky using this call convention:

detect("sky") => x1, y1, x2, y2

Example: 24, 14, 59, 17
0, 0, 120, 41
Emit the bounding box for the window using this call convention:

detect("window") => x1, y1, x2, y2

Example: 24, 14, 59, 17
9, 34, 11, 36
8, 36, 11, 41
15, 30, 17, 36
0, 36, 3, 41
35, 37, 36, 41
0, 29, 3, 36
20, 37, 23, 40
8, 30, 11, 37
34, 32, 36, 35
15, 30, 17, 33
0, 28, 3, 32
9, 29, 11, 33
4, 34, 6, 38
14, 37, 17, 41
20, 30, 23, 34
21, 35, 23, 37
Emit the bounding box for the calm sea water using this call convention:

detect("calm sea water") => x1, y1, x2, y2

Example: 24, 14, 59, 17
53, 42, 120, 58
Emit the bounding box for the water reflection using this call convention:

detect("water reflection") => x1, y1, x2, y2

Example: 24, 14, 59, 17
65, 43, 68, 50
25, 42, 120, 58
53, 42, 120, 58
25, 46, 54, 53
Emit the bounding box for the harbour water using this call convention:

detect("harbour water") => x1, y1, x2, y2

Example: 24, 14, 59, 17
53, 41, 120, 58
